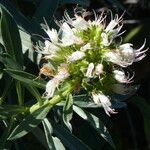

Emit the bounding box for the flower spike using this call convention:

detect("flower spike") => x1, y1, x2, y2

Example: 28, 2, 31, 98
38, 8, 148, 116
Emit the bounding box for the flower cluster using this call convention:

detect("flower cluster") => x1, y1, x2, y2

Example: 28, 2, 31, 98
38, 9, 147, 116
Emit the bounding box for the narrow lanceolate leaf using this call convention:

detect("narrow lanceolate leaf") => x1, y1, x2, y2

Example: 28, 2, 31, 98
33, 0, 59, 24
32, 127, 49, 150
123, 26, 142, 43
0, 6, 23, 68
52, 137, 66, 150
42, 118, 66, 150
24, 85, 43, 106
19, 30, 33, 53
0, 105, 28, 120
51, 120, 91, 150
42, 119, 56, 150
16, 81, 24, 106
8, 104, 51, 140
73, 105, 116, 149
63, 94, 73, 131
5, 68, 46, 89
0, 54, 22, 70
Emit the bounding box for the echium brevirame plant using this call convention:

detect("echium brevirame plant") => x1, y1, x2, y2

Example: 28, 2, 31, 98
37, 8, 147, 116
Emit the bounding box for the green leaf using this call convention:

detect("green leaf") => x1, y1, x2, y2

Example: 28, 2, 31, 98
63, 94, 73, 131
16, 81, 24, 106
32, 127, 49, 150
19, 30, 33, 53
24, 85, 43, 106
24, 49, 42, 66
51, 120, 91, 150
51, 137, 66, 150
0, 105, 28, 120
19, 30, 42, 65
0, 53, 22, 70
123, 26, 142, 43
73, 105, 115, 149
33, 0, 59, 24
42, 118, 66, 150
0, 6, 23, 68
5, 68, 46, 89
60, 0, 90, 6
8, 104, 51, 140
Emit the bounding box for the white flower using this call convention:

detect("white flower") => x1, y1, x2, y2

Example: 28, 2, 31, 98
61, 22, 83, 46
64, 11, 88, 30
90, 11, 106, 26
101, 32, 110, 46
67, 51, 85, 62
105, 14, 123, 33
104, 41, 147, 67
119, 41, 148, 63
80, 43, 91, 52
119, 43, 135, 64
113, 70, 134, 83
95, 64, 103, 76
101, 14, 123, 46
45, 78, 59, 99
43, 40, 60, 55
101, 26, 123, 46
134, 41, 148, 62
45, 64, 70, 99
92, 92, 117, 116
104, 51, 129, 67
85, 63, 94, 78
57, 64, 70, 80
45, 28, 59, 43
72, 15, 88, 30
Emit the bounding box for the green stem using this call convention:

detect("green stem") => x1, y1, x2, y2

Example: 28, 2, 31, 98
30, 83, 74, 113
